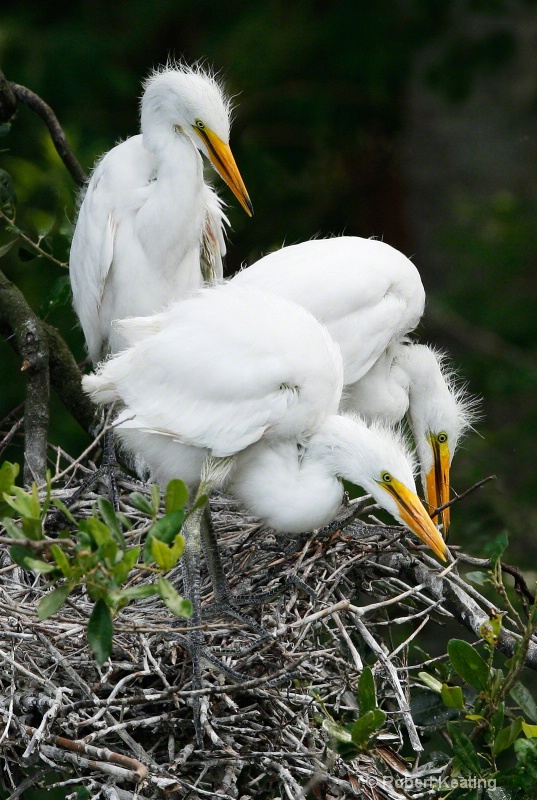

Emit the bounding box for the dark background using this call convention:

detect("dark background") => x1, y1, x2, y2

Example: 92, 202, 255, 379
1, 0, 536, 566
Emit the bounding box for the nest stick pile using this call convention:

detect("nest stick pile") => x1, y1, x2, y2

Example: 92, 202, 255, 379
0, 447, 531, 800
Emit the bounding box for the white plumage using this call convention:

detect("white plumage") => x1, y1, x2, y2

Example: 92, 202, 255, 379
231, 236, 477, 531
70, 63, 252, 362
83, 283, 447, 559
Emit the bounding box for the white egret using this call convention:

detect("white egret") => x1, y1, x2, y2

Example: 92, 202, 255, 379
70, 62, 252, 363
231, 236, 477, 533
82, 282, 447, 744
83, 282, 447, 559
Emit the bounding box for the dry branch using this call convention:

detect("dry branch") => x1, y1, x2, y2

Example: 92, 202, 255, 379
0, 267, 96, 442
0, 69, 86, 187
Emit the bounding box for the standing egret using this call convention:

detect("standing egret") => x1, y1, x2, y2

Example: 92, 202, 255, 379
70, 62, 252, 363
231, 237, 477, 533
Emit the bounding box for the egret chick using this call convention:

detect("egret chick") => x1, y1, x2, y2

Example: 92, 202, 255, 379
231, 237, 478, 533
83, 283, 447, 560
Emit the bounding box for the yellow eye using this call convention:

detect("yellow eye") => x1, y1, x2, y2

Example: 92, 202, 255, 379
437, 432, 448, 444
195, 119, 205, 129
382, 472, 392, 483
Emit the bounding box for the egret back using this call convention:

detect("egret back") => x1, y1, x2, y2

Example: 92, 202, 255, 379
84, 284, 344, 458
232, 236, 425, 385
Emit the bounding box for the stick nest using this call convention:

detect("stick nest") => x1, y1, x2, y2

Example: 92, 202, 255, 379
0, 452, 531, 800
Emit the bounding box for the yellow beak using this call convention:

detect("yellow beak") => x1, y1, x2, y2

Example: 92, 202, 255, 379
381, 477, 448, 561
425, 438, 451, 536
193, 125, 253, 217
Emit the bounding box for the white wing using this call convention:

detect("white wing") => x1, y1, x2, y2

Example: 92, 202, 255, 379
69, 135, 153, 362
232, 236, 425, 385
83, 284, 343, 457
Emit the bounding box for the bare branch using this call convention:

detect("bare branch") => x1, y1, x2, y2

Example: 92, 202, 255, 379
0, 268, 49, 483
0, 267, 96, 439
8, 82, 86, 187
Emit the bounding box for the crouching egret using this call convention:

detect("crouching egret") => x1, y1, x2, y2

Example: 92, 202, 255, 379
83, 282, 447, 559
231, 237, 477, 533
70, 62, 252, 363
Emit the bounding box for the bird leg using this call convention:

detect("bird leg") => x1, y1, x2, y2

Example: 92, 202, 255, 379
179, 502, 206, 747
200, 503, 314, 630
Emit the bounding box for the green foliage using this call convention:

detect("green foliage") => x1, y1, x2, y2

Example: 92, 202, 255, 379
415, 594, 537, 798
0, 464, 192, 665
322, 666, 387, 759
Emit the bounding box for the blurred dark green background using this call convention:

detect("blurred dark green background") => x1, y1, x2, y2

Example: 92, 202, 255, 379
1, 0, 536, 565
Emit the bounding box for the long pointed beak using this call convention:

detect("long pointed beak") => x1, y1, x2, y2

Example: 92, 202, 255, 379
381, 477, 448, 562
425, 438, 451, 536
193, 126, 253, 217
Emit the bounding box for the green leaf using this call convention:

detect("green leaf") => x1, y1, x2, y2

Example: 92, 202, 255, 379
21, 556, 56, 574
510, 683, 537, 723
188, 492, 208, 515
448, 639, 489, 692
441, 684, 465, 710
322, 719, 352, 743
2, 517, 26, 540
40, 275, 71, 314
9, 544, 37, 567
97, 498, 125, 546
357, 666, 377, 716
447, 722, 482, 774
522, 721, 537, 739
87, 599, 113, 665
143, 510, 185, 561
79, 516, 113, 548
38, 585, 72, 619
50, 544, 72, 578
151, 483, 161, 515
165, 479, 189, 513
0, 461, 19, 487
151, 537, 175, 571
119, 584, 159, 601
129, 492, 154, 516
483, 530, 508, 563
21, 515, 43, 541
51, 497, 78, 525
151, 533, 185, 571
418, 672, 443, 694
493, 717, 523, 756
3, 486, 34, 518
350, 709, 386, 747
479, 612, 502, 648
491, 703, 505, 736
0, 239, 17, 259
112, 546, 140, 586
157, 578, 192, 618
411, 688, 459, 729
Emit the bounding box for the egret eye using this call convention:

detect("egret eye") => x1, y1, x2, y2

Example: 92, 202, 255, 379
437, 432, 448, 444
382, 472, 392, 483
194, 119, 205, 129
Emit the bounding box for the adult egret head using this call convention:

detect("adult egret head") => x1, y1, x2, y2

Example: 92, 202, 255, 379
70, 62, 252, 363
141, 64, 252, 216
83, 283, 447, 562
399, 344, 479, 534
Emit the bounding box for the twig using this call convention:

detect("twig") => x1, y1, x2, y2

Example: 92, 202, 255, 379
8, 82, 86, 187
431, 475, 496, 519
